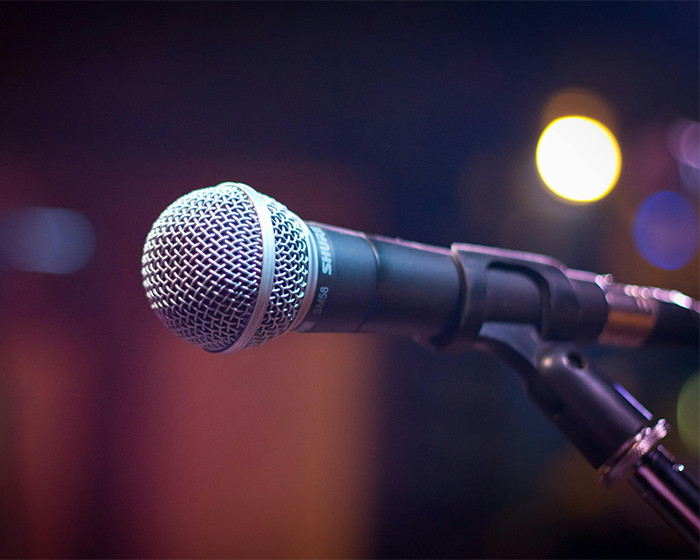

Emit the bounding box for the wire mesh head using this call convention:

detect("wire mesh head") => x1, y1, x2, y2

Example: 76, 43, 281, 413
141, 183, 313, 353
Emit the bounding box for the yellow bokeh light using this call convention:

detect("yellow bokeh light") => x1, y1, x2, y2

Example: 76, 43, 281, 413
536, 116, 621, 203
677, 372, 699, 456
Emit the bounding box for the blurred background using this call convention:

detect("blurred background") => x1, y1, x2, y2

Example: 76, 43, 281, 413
0, 2, 697, 558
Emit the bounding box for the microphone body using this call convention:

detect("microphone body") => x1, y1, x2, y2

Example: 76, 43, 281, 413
296, 224, 463, 339
141, 183, 699, 353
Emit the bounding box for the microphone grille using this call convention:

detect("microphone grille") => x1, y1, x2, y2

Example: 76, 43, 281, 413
141, 183, 312, 353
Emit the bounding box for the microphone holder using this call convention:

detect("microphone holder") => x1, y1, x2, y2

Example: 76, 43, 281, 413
466, 321, 699, 551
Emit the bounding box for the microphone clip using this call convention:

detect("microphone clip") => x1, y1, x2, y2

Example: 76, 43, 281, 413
459, 320, 699, 551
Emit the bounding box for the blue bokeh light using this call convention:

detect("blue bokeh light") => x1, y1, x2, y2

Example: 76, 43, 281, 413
633, 191, 699, 270
0, 207, 96, 274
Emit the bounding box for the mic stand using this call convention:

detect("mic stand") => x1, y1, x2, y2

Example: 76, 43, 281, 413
470, 321, 699, 551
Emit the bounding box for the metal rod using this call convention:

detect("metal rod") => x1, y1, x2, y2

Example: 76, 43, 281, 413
630, 451, 699, 551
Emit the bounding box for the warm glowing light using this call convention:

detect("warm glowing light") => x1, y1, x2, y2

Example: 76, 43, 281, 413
677, 372, 699, 456
536, 116, 621, 203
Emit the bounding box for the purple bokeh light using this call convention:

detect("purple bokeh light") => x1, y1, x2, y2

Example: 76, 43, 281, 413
633, 191, 699, 270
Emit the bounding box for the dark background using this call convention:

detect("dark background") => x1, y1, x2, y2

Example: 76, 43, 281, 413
0, 2, 697, 558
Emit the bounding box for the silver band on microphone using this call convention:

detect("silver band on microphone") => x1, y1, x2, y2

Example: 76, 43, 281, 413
291, 221, 319, 332
222, 183, 276, 353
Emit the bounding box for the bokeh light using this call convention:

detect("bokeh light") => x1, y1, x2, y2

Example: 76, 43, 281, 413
668, 119, 700, 197
0, 207, 96, 274
536, 116, 621, 203
678, 162, 700, 197
633, 191, 699, 270
677, 372, 699, 456
668, 119, 700, 169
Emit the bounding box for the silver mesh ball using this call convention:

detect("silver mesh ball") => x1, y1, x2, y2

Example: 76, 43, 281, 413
141, 183, 311, 353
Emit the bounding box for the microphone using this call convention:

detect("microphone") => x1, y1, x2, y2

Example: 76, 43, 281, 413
141, 182, 699, 353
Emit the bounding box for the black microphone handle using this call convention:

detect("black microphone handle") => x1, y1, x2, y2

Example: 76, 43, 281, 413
295, 222, 699, 348
296, 223, 463, 339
